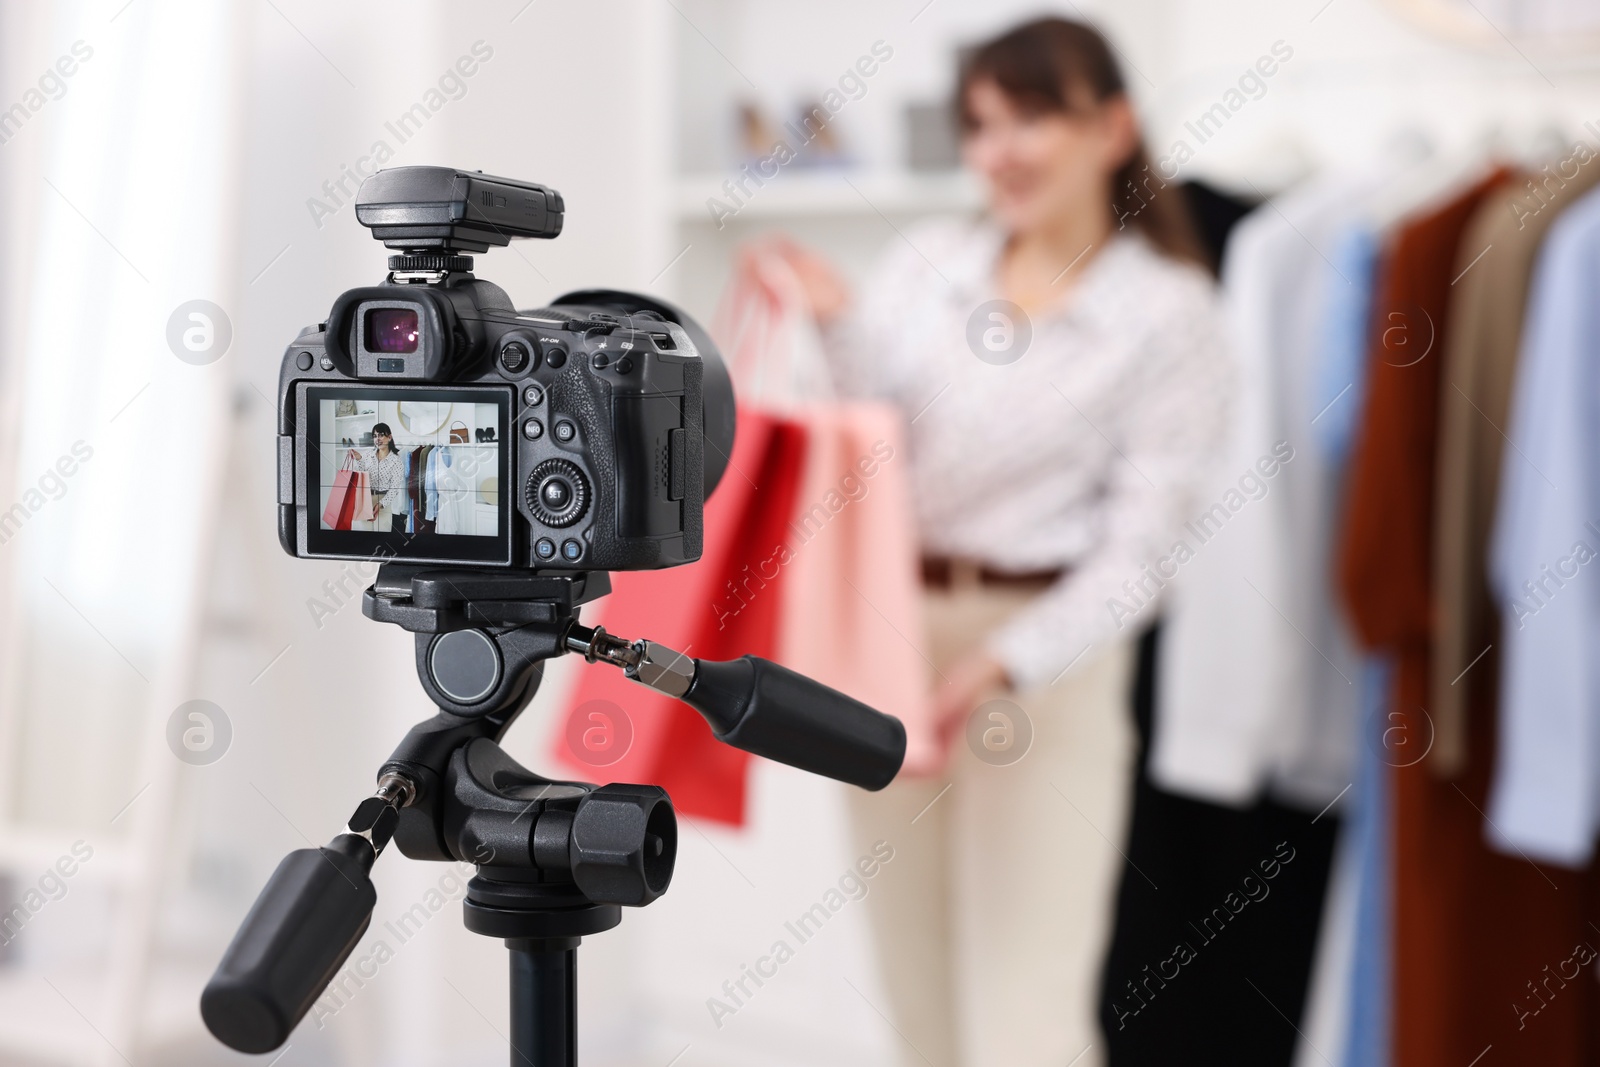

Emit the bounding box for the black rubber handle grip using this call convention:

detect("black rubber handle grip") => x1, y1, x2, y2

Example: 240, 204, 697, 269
683, 656, 906, 790
201, 836, 377, 1053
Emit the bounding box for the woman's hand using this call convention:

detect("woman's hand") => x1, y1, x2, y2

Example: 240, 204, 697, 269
741, 237, 852, 326
895, 652, 1012, 777
933, 652, 1011, 736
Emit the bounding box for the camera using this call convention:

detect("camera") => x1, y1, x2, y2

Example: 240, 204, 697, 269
209, 167, 905, 1060
276, 166, 736, 571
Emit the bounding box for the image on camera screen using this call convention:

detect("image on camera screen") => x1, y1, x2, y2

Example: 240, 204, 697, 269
318, 396, 501, 537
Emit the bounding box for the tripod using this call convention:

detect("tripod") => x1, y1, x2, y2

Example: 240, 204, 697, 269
201, 564, 905, 1065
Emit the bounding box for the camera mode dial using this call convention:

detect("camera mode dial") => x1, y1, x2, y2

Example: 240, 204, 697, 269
526, 459, 590, 528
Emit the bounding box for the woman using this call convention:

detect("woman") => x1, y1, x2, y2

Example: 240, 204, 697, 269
760, 18, 1232, 1066
347, 422, 408, 533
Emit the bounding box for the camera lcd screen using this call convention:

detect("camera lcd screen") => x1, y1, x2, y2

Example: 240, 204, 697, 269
300, 384, 512, 564
366, 307, 419, 353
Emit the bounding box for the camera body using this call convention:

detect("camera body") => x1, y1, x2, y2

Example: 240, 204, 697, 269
275, 167, 734, 571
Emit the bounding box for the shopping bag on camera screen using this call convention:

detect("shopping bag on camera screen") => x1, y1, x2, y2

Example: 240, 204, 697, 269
349, 472, 376, 524
550, 409, 807, 825
323, 468, 360, 531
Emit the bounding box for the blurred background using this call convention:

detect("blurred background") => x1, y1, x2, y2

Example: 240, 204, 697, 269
2, 1, 1599, 1065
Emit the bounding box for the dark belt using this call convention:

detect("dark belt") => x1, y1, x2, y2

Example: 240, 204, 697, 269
920, 556, 1064, 590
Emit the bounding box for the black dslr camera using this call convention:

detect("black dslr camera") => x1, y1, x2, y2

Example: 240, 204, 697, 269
276, 165, 736, 570
210, 167, 903, 1064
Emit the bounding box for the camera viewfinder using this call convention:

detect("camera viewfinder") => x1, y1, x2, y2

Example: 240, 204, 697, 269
366, 307, 419, 353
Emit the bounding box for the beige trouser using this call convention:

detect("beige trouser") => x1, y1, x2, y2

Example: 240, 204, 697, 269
847, 582, 1135, 1067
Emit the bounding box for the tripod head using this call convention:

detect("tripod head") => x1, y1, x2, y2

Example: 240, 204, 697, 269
201, 565, 906, 1057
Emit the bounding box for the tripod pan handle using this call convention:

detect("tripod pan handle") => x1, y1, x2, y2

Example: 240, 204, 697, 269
682, 656, 906, 790
201, 836, 377, 1053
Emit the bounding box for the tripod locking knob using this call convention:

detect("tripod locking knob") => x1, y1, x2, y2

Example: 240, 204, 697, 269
569, 783, 677, 907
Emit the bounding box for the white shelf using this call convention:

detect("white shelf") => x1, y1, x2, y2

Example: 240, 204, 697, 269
674, 169, 981, 223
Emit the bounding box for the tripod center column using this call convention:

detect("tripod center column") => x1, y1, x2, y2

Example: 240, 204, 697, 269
507, 936, 579, 1067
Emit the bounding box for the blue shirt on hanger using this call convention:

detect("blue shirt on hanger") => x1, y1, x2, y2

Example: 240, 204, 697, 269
1487, 181, 1600, 868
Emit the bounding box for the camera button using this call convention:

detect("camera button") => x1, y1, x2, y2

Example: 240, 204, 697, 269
541, 479, 572, 509
522, 384, 544, 405
319, 357, 334, 371
523, 418, 544, 440
614, 356, 633, 374
591, 352, 610, 370
295, 351, 314, 371
554, 420, 576, 443
501, 341, 534, 373
561, 539, 583, 561
526, 459, 589, 527
535, 537, 557, 561
546, 347, 567, 368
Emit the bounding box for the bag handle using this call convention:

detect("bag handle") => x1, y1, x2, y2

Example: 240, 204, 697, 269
713, 248, 836, 407
712, 256, 777, 394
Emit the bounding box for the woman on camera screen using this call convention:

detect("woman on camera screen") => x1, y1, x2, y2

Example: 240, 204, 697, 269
347, 422, 408, 534
760, 17, 1233, 1064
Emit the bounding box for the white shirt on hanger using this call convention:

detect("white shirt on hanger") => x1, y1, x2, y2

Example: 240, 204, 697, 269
1151, 172, 1386, 811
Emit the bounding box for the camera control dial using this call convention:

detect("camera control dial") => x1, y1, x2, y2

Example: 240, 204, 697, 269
526, 459, 590, 527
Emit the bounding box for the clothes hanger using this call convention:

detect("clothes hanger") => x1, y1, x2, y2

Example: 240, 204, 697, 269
1367, 120, 1494, 231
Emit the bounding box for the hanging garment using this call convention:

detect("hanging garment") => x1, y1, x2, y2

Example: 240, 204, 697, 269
1331, 658, 1395, 1067
413, 445, 434, 535
432, 448, 472, 535
1100, 182, 1340, 1067
1181, 179, 1259, 275
1338, 167, 1598, 1067
1488, 180, 1600, 865
403, 448, 415, 534
1100, 626, 1341, 1067
425, 445, 440, 522
1153, 170, 1380, 808
1432, 162, 1600, 775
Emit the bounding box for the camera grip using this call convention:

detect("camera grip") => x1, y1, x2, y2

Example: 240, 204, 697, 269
200, 836, 377, 1053
682, 657, 906, 790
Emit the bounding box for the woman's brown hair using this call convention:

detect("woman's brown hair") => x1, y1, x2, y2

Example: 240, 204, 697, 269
956, 17, 1210, 271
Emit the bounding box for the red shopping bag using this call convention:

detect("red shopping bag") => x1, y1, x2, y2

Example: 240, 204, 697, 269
551, 409, 808, 824
322, 468, 360, 530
